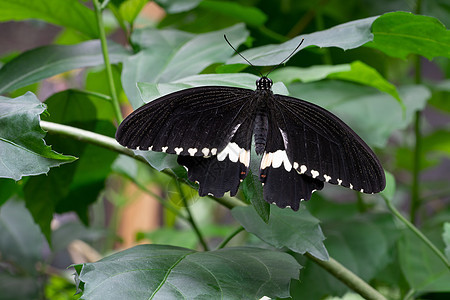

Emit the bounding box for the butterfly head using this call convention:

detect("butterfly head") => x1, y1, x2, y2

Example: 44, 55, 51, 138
256, 77, 273, 91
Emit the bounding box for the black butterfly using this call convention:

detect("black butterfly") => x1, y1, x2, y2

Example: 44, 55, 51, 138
116, 39, 385, 211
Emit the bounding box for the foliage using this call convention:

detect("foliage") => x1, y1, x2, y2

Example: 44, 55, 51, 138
0, 0, 449, 299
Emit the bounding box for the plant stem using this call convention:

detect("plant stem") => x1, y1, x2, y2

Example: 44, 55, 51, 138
40, 120, 390, 297
216, 226, 245, 249
175, 180, 209, 251
93, 0, 123, 123
305, 253, 387, 300
382, 195, 450, 269
410, 0, 423, 225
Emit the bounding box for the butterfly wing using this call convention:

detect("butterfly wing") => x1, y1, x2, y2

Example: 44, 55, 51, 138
116, 86, 257, 197
116, 86, 255, 156
266, 94, 385, 195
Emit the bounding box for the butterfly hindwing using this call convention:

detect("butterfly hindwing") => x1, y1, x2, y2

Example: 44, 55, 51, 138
116, 86, 255, 156
270, 94, 385, 194
177, 114, 254, 197
259, 109, 324, 210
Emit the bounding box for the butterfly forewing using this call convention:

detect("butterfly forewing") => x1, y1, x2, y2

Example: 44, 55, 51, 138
116, 86, 255, 157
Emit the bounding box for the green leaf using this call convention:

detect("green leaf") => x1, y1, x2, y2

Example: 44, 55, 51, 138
380, 171, 396, 200
329, 61, 401, 104
0, 179, 19, 207
293, 213, 400, 299
116, 0, 148, 24
154, 0, 203, 13
241, 171, 270, 223
269, 64, 352, 84
367, 12, 450, 60
24, 91, 117, 240
444, 223, 450, 260
137, 73, 288, 103
0, 199, 45, 274
75, 244, 300, 299
232, 206, 329, 260
288, 81, 430, 148
0, 93, 76, 181
0, 0, 98, 38
0, 40, 130, 94
122, 24, 249, 108
227, 16, 378, 66
199, 1, 267, 27
399, 230, 450, 293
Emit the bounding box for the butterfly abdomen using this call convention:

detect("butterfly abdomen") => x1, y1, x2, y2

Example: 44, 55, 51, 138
253, 94, 269, 155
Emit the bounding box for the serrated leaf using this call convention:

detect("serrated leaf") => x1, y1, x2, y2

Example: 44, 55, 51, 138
0, 40, 130, 94
0, 0, 98, 38
75, 244, 300, 299
0, 93, 76, 181
24, 91, 117, 241
367, 12, 450, 60
122, 24, 249, 108
232, 206, 329, 260
227, 16, 378, 66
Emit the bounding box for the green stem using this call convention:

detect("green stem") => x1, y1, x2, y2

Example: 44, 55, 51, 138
40, 120, 390, 297
175, 180, 209, 251
410, 0, 423, 225
382, 195, 450, 269
216, 226, 245, 249
306, 253, 387, 300
93, 0, 123, 123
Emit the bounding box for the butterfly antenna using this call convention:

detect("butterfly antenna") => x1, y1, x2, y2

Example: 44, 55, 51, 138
265, 38, 304, 76
224, 35, 263, 77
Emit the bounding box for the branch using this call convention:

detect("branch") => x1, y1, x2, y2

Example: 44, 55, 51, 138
305, 253, 387, 300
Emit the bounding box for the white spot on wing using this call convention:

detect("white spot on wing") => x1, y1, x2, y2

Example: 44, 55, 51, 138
217, 142, 244, 163
188, 148, 197, 156
293, 162, 299, 169
211, 148, 217, 155
360, 188, 364, 193
239, 149, 250, 167
337, 179, 342, 185
174, 147, 183, 155
202, 148, 210, 156
311, 169, 319, 178
300, 165, 307, 174
136, 146, 140, 150
161, 146, 168, 153
349, 183, 353, 189
149, 146, 153, 151
324, 174, 331, 182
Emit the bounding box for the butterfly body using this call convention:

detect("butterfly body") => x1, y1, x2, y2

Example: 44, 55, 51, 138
116, 77, 385, 210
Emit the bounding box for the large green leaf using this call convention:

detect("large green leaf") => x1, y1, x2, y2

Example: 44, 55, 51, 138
232, 206, 329, 261
24, 91, 117, 240
0, 40, 130, 94
227, 16, 378, 66
137, 73, 288, 103
367, 11, 450, 60
199, 1, 267, 26
292, 213, 399, 299
0, 0, 98, 38
0, 93, 76, 181
122, 24, 249, 108
270, 61, 401, 104
75, 244, 300, 299
288, 81, 430, 148
398, 230, 450, 293
154, 0, 203, 13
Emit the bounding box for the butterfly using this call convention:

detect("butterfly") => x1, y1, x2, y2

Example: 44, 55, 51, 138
116, 37, 385, 211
